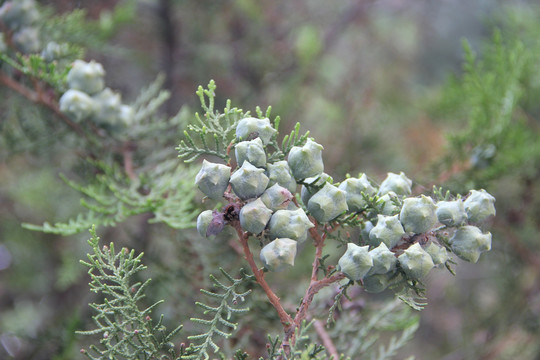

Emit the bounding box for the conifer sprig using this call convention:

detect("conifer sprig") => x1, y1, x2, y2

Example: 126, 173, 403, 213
183, 268, 253, 360
266, 321, 330, 359
0, 52, 74, 90
436, 29, 540, 186
78, 227, 183, 360
22, 159, 198, 235
264, 120, 310, 162
177, 80, 244, 162
328, 299, 419, 359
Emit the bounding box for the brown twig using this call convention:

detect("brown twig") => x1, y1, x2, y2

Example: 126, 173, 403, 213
284, 224, 346, 347
122, 141, 137, 180
288, 272, 346, 342
313, 319, 339, 359
309, 224, 325, 281
233, 223, 294, 331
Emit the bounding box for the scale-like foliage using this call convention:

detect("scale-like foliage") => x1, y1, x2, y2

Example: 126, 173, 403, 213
17, 69, 200, 235
184, 268, 253, 360
266, 120, 311, 163
177, 81, 309, 163
266, 321, 330, 359
177, 80, 244, 162
329, 298, 419, 360
0, 1, 510, 356
436, 29, 540, 187
371, 322, 418, 360
22, 159, 198, 235
79, 227, 184, 360
41, 1, 137, 48
0, 52, 75, 90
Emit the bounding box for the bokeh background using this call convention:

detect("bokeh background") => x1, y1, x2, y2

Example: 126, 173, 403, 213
1, 0, 539, 359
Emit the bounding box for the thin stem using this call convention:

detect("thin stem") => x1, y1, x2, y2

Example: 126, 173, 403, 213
284, 225, 346, 346
309, 224, 324, 282
122, 141, 137, 181
313, 319, 338, 359
233, 223, 294, 331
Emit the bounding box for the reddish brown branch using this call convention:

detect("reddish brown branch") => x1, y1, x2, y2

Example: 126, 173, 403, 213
122, 141, 137, 180
309, 225, 324, 281
231, 183, 346, 354
289, 272, 346, 342
284, 224, 346, 346
233, 224, 294, 332
313, 319, 339, 359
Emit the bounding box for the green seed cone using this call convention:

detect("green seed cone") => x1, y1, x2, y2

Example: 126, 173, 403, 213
463, 189, 496, 223
362, 273, 392, 293
66, 60, 105, 95
338, 243, 373, 281
338, 174, 377, 212
379, 191, 400, 215
239, 198, 272, 235
197, 210, 214, 238
229, 161, 269, 200
260, 238, 297, 271
449, 225, 492, 263
399, 195, 437, 234
436, 200, 467, 227
59, 89, 96, 122
236, 117, 277, 145
260, 184, 293, 211
266, 161, 297, 193
300, 173, 332, 205
398, 243, 434, 279
288, 139, 324, 180
91, 88, 123, 126
307, 183, 348, 222
268, 208, 314, 242
235, 138, 267, 169
424, 242, 449, 266
378, 172, 412, 196
369, 214, 405, 248
367, 243, 397, 276
195, 160, 231, 200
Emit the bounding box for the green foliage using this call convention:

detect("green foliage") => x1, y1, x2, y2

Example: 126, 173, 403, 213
177, 80, 244, 162
41, 1, 137, 48
184, 268, 253, 359
78, 227, 183, 360
267, 121, 311, 163
329, 299, 419, 360
436, 28, 540, 187
394, 287, 427, 312
266, 321, 329, 360
327, 280, 353, 324
19, 71, 199, 235
178, 81, 310, 163
431, 186, 454, 202
22, 159, 198, 235
0, 52, 74, 90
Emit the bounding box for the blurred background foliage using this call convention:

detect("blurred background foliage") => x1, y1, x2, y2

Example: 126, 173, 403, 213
1, 0, 540, 359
